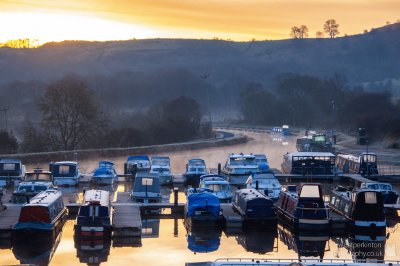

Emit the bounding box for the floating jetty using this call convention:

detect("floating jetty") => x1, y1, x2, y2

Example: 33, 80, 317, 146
0, 206, 21, 238
112, 205, 142, 238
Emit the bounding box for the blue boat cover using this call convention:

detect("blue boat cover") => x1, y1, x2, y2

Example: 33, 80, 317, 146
93, 167, 113, 176
187, 234, 220, 253
99, 161, 114, 168
127, 155, 150, 161
187, 192, 220, 217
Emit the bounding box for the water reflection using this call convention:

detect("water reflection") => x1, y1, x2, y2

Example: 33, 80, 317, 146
236, 228, 278, 254
278, 223, 328, 260
186, 227, 222, 253
332, 233, 386, 263
12, 229, 62, 266
75, 237, 111, 265
142, 218, 160, 238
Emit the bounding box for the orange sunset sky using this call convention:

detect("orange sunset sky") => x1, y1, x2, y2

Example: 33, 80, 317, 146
0, 0, 399, 43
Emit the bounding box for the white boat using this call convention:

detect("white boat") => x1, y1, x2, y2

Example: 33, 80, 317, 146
222, 153, 259, 186
124, 155, 151, 175
199, 174, 232, 203
12, 168, 56, 203
0, 159, 25, 187
50, 161, 81, 186
246, 166, 281, 200
150, 156, 173, 186
183, 158, 207, 186
185, 258, 400, 266
92, 161, 117, 186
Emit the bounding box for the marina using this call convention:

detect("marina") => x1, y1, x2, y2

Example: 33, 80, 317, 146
0, 129, 400, 265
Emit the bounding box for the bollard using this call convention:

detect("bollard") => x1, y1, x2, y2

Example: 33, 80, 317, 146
256, 180, 259, 190
217, 163, 221, 175
172, 187, 179, 215
174, 218, 178, 237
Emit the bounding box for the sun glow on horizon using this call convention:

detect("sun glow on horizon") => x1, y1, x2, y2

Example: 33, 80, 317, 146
0, 12, 157, 44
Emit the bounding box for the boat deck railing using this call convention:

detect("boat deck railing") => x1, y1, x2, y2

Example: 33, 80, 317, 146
214, 258, 400, 265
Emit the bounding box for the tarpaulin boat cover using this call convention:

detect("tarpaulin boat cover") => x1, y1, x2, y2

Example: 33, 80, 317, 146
187, 192, 220, 217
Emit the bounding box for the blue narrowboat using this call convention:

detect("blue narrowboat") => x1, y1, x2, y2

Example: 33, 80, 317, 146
233, 189, 276, 225
0, 159, 25, 187
75, 190, 112, 238
13, 189, 67, 237
276, 184, 329, 230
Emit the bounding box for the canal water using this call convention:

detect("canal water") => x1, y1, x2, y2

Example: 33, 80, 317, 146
1, 130, 399, 265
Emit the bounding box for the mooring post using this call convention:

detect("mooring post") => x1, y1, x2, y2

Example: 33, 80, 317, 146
174, 218, 178, 237
172, 187, 179, 214
256, 180, 259, 190
218, 163, 221, 175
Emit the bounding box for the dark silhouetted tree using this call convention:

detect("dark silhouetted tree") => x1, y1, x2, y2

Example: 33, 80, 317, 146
324, 19, 340, 38
299, 25, 309, 38
0, 130, 18, 154
39, 76, 105, 151
290, 26, 301, 39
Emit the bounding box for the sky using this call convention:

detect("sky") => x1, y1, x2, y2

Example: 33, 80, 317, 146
0, 0, 399, 43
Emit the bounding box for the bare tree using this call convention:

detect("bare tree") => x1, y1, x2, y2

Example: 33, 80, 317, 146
299, 25, 309, 38
39, 76, 105, 151
324, 19, 340, 38
316, 31, 324, 38
290, 26, 301, 39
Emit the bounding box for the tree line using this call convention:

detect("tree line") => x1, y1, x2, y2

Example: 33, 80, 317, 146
240, 73, 400, 143
0, 76, 211, 154
290, 19, 340, 39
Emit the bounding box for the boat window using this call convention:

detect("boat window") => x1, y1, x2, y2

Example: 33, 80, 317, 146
206, 184, 227, 192
33, 185, 48, 192
142, 178, 153, 186
95, 206, 99, 217
89, 206, 94, 217
59, 165, 71, 174
3, 163, 16, 170
367, 184, 379, 190
299, 185, 320, 198
364, 192, 377, 204
330, 196, 336, 204
379, 184, 391, 190
363, 154, 376, 162
230, 158, 256, 165
18, 185, 32, 191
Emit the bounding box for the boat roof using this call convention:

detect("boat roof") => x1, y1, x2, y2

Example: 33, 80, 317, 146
99, 161, 114, 166
127, 155, 150, 161
252, 172, 277, 179
289, 152, 335, 157
52, 161, 78, 165
83, 190, 110, 206
152, 156, 170, 161
188, 158, 205, 164
235, 189, 267, 200
26, 190, 62, 206
254, 154, 267, 159
229, 153, 256, 159
26, 169, 52, 175
200, 175, 227, 183
0, 158, 22, 164
93, 167, 114, 175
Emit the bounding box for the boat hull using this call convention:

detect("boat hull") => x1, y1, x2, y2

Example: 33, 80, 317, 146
183, 173, 203, 187
225, 173, 249, 187
276, 206, 329, 231
74, 225, 112, 238
93, 177, 115, 186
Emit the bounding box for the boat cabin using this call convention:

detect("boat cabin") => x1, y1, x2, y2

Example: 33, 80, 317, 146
75, 190, 112, 237
14, 189, 66, 234
0, 159, 25, 187
124, 155, 151, 175
151, 156, 172, 185
246, 172, 281, 200
131, 173, 161, 203
222, 153, 259, 185
335, 152, 378, 176
199, 174, 232, 203
329, 188, 386, 232
183, 158, 207, 186
50, 161, 80, 186
233, 189, 275, 220
281, 152, 335, 175
276, 184, 329, 230
360, 182, 398, 204
254, 154, 269, 167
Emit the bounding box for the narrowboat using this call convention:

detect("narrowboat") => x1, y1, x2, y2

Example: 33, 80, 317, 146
329, 187, 386, 234
0, 159, 25, 187
233, 189, 276, 225
130, 173, 162, 203
183, 158, 207, 186
124, 155, 151, 176
150, 156, 173, 185
13, 189, 67, 237
12, 168, 55, 204
50, 161, 81, 186
360, 182, 399, 204
75, 190, 112, 238
276, 184, 329, 230
222, 153, 259, 186
199, 174, 232, 203
296, 133, 334, 153
92, 162, 117, 186
282, 125, 291, 136
185, 188, 222, 227
335, 152, 379, 176
246, 164, 281, 201
281, 152, 336, 175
